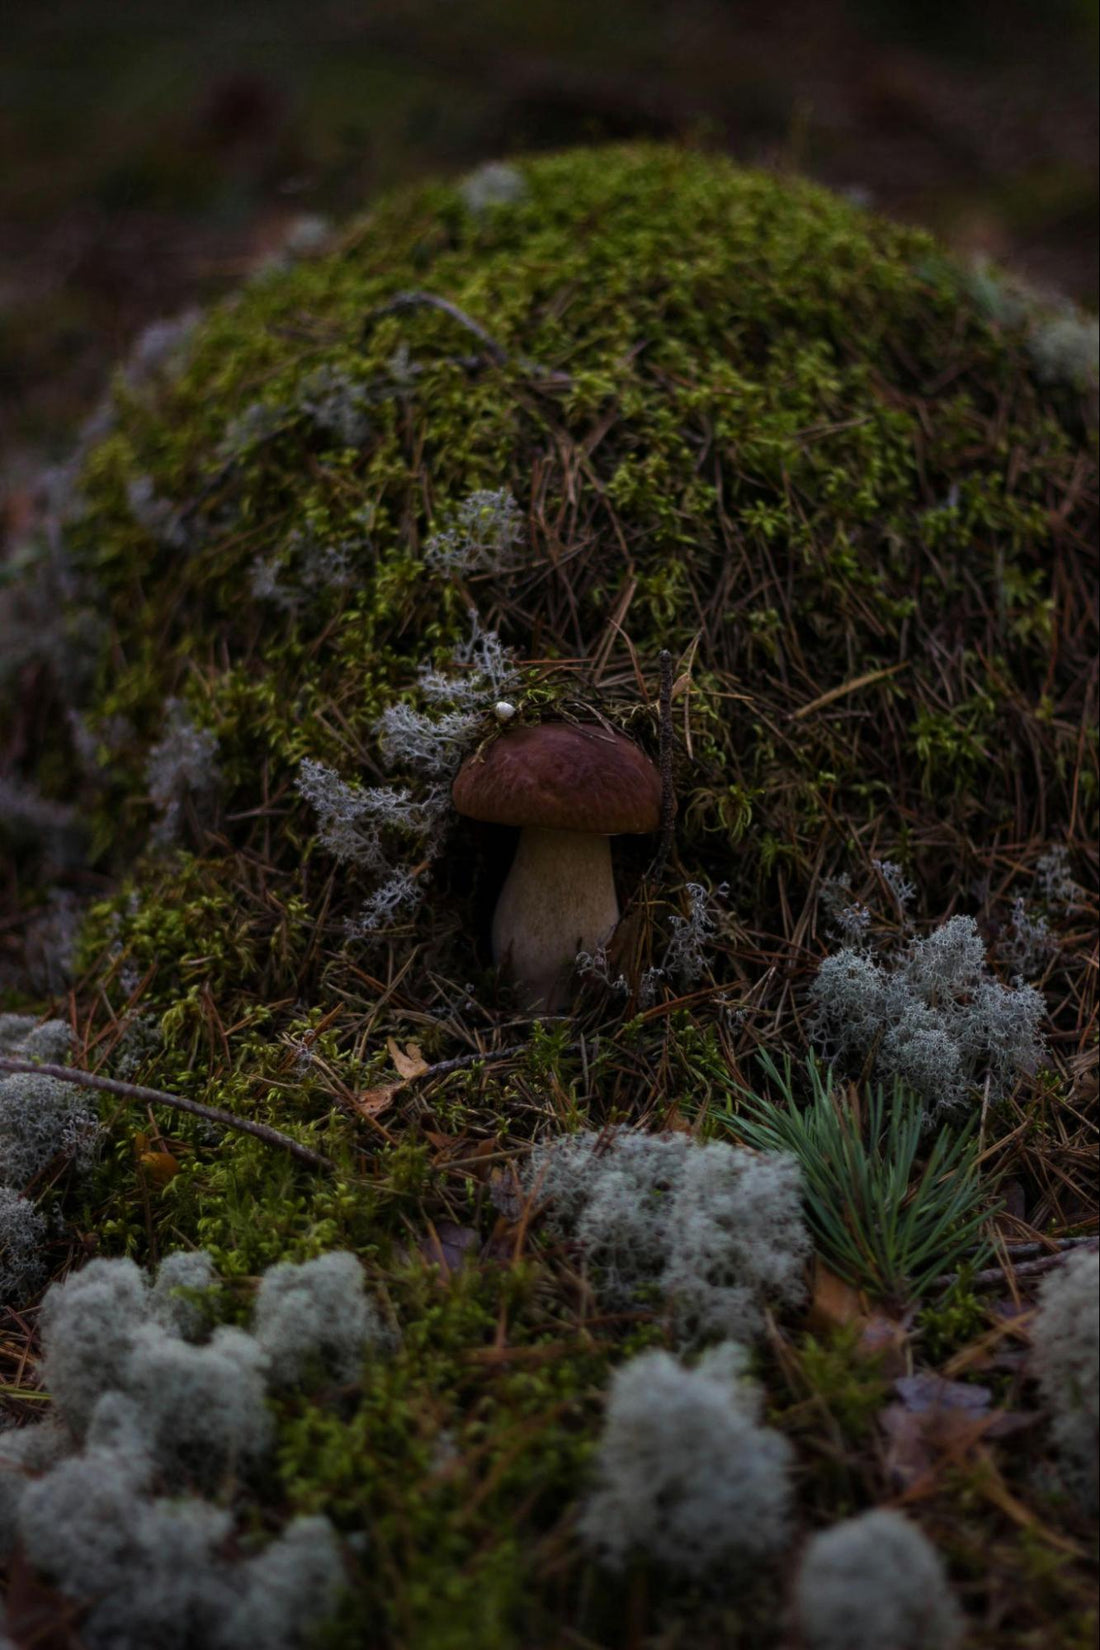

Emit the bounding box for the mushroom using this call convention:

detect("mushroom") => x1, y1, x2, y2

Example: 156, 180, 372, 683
452, 722, 663, 1012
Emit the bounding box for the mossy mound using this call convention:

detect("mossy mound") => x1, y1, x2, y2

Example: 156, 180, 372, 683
3, 144, 1098, 1649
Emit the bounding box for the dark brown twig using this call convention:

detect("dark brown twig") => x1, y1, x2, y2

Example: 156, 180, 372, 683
402, 1039, 586, 1085
0, 1058, 335, 1171
935, 1236, 1098, 1291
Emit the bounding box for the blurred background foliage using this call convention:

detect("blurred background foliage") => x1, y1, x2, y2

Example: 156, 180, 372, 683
1, 0, 1096, 488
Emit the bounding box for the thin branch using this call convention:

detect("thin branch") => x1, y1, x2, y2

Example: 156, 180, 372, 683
404, 1039, 585, 1085
0, 1058, 334, 1171
935, 1236, 1098, 1291
959, 1235, 1096, 1262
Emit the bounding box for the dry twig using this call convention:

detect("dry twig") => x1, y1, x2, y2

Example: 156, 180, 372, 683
0, 1057, 334, 1171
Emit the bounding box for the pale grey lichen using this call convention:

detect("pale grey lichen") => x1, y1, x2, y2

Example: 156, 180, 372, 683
660, 880, 728, 988
0, 1420, 74, 1560
423, 488, 525, 574
119, 308, 201, 396
527, 1129, 809, 1343
121, 1323, 273, 1486
0, 1016, 98, 1192
295, 760, 447, 872
8, 1248, 362, 1646
967, 261, 1099, 392
150, 1249, 219, 1342
459, 162, 528, 215
297, 364, 371, 448
808, 914, 1046, 1113
0, 1186, 48, 1304
145, 698, 220, 844
1027, 310, 1099, 391
1030, 1248, 1099, 1510
213, 1517, 347, 1650
0, 1015, 71, 1063
795, 1508, 963, 1650
299, 611, 519, 936
578, 1343, 793, 1574
251, 1250, 386, 1387
1035, 846, 1079, 910
40, 1256, 151, 1436
126, 474, 189, 550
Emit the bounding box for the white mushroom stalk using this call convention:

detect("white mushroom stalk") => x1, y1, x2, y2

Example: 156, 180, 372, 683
491, 827, 618, 1012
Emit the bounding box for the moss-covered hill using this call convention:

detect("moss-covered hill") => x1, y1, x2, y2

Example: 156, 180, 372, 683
1, 145, 1097, 1649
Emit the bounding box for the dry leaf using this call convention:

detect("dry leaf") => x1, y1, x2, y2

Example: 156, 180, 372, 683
895, 1373, 993, 1415
489, 1164, 525, 1221
808, 1261, 866, 1333
387, 1038, 429, 1079
858, 1311, 913, 1377
880, 1372, 1031, 1492
138, 1150, 180, 1186
451, 1138, 499, 1182
424, 1130, 466, 1157
351, 1085, 399, 1118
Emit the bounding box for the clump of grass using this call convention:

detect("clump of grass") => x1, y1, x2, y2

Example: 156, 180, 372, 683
714, 1053, 995, 1301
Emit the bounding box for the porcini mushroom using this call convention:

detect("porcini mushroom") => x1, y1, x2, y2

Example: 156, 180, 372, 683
452, 722, 663, 1012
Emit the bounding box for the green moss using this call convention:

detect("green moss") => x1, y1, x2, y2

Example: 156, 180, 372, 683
40, 145, 1087, 889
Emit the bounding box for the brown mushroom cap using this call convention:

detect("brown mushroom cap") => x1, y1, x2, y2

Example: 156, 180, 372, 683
452, 723, 663, 834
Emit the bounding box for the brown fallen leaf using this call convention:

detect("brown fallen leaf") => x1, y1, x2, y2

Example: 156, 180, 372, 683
858, 1311, 913, 1377
808, 1261, 866, 1333
881, 1372, 1033, 1492
489, 1163, 526, 1221
895, 1373, 992, 1414
350, 1085, 399, 1118
387, 1037, 429, 1079
448, 1138, 500, 1182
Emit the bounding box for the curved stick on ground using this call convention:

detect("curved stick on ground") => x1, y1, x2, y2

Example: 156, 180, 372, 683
0, 1057, 335, 1170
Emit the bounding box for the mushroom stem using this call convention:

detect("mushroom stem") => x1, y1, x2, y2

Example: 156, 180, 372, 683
491, 826, 619, 1013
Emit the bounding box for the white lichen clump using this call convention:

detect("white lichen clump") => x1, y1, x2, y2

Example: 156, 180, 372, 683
1030, 1248, 1099, 1509
252, 1250, 387, 1386
0, 1185, 48, 1306
579, 1343, 792, 1573
0, 1016, 98, 1304
526, 1129, 809, 1342
145, 698, 220, 844
967, 261, 1099, 392
0, 1248, 380, 1649
809, 913, 1045, 1113
794, 1508, 963, 1650
424, 487, 525, 574
459, 162, 528, 214
298, 609, 519, 936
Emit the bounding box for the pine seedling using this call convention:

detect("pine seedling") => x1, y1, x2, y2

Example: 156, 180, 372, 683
717, 1052, 995, 1300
